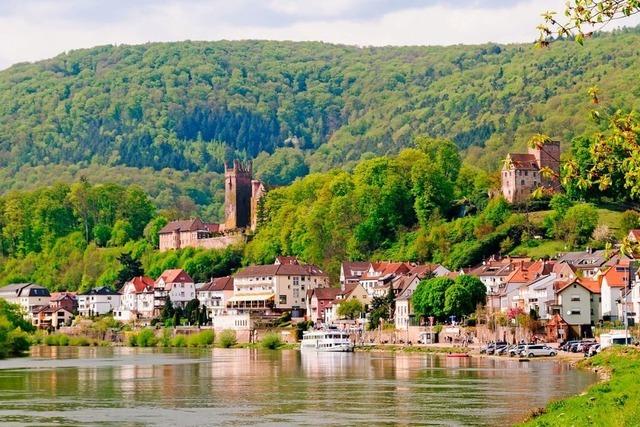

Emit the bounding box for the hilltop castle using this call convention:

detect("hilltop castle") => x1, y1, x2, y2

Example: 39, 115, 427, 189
158, 160, 266, 251
501, 140, 561, 204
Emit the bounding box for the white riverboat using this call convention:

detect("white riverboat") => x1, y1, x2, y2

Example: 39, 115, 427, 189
301, 329, 354, 352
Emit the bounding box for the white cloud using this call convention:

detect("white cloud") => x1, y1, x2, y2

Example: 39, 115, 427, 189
2, 0, 637, 70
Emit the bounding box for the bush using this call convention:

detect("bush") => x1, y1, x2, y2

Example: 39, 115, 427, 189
136, 328, 157, 347
218, 329, 237, 348
187, 330, 215, 347
127, 332, 138, 347
160, 328, 172, 347
260, 332, 284, 350
69, 336, 91, 346
170, 334, 187, 347
7, 328, 31, 355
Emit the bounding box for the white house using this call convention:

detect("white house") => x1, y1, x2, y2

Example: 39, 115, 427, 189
154, 269, 196, 315
197, 276, 234, 317
599, 263, 629, 321
554, 279, 600, 338
0, 283, 51, 318
231, 262, 329, 313
77, 287, 121, 317
114, 276, 155, 322
394, 275, 422, 330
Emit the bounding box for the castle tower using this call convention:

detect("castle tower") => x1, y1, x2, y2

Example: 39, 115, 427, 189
224, 160, 253, 230
528, 140, 561, 190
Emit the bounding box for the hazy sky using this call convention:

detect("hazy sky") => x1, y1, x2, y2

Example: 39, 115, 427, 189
0, 0, 633, 70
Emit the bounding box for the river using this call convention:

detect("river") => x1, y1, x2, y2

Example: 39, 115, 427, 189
0, 346, 596, 426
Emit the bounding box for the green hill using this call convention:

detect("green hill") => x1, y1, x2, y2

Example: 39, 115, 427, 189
2, 30, 640, 215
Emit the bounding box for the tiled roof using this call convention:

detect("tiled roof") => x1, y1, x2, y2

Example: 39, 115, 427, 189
127, 276, 155, 293
199, 276, 234, 292
601, 265, 629, 288
275, 256, 299, 265
159, 218, 218, 234
81, 286, 118, 296
309, 287, 341, 301
158, 269, 194, 284
555, 278, 601, 294
234, 263, 327, 278
505, 153, 538, 170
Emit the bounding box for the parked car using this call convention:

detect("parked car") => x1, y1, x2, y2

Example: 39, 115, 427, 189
579, 341, 597, 353
561, 340, 580, 352
509, 345, 526, 357
483, 341, 507, 355
587, 344, 601, 357
520, 344, 557, 357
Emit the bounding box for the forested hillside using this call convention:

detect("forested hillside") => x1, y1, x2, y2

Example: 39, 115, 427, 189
2, 29, 640, 219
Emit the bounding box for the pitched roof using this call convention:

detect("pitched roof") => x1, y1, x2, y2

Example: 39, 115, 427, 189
234, 263, 327, 278
127, 276, 155, 293
275, 256, 299, 265
199, 276, 234, 292
505, 260, 555, 284
342, 262, 371, 275
555, 278, 601, 294
158, 218, 217, 234
81, 286, 118, 296
309, 287, 341, 301
601, 265, 629, 288
558, 250, 611, 267
505, 153, 538, 170
158, 269, 194, 284
50, 292, 77, 302
1, 283, 50, 297
629, 229, 640, 241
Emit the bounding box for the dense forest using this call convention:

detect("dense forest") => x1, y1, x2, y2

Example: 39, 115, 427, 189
3, 29, 640, 219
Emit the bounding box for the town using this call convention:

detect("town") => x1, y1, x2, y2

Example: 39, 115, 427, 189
1, 143, 638, 350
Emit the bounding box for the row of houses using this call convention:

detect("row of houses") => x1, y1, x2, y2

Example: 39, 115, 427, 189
470, 246, 639, 340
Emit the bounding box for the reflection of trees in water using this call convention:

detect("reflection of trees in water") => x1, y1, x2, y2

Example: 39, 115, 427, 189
0, 347, 598, 426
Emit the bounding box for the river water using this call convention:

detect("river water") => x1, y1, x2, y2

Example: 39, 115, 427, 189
0, 346, 596, 426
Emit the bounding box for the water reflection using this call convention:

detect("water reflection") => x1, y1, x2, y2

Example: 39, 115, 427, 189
0, 347, 596, 426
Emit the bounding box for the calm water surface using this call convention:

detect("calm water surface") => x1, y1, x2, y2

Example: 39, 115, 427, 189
0, 347, 596, 426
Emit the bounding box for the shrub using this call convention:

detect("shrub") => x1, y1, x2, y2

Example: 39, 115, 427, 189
187, 330, 215, 347
218, 329, 237, 348
159, 328, 172, 347
69, 336, 91, 346
260, 332, 284, 350
127, 332, 138, 347
136, 328, 157, 347
7, 328, 31, 355
170, 334, 187, 347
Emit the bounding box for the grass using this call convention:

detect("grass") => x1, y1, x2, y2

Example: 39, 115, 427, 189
510, 239, 568, 258
527, 208, 624, 232
521, 346, 640, 426
41, 333, 108, 347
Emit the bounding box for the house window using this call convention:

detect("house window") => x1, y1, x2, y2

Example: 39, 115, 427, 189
293, 277, 300, 287
520, 180, 525, 185
571, 296, 580, 302
279, 295, 287, 305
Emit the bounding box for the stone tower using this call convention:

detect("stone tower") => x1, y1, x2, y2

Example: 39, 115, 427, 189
224, 160, 253, 230
528, 140, 561, 190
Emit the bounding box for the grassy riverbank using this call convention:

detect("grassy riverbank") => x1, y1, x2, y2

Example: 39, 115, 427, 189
521, 347, 640, 426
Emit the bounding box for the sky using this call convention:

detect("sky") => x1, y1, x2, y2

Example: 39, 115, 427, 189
0, 0, 634, 70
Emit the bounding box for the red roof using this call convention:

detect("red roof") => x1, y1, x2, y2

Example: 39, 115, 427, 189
601, 265, 629, 288
555, 278, 601, 294
309, 287, 341, 301
128, 276, 155, 293
157, 269, 194, 286
199, 276, 234, 292
275, 256, 299, 265
49, 292, 77, 302
505, 153, 539, 170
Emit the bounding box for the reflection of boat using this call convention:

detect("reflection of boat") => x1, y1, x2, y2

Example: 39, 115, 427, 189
301, 330, 354, 352
446, 353, 470, 358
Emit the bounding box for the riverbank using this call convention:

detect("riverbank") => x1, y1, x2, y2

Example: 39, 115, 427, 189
520, 347, 640, 426
355, 344, 470, 354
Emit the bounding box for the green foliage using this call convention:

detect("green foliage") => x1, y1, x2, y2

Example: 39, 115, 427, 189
170, 334, 187, 347
521, 347, 640, 427
186, 330, 215, 347
557, 203, 599, 246
260, 332, 284, 350
411, 277, 455, 319
444, 283, 473, 318
336, 299, 364, 320
218, 329, 238, 348
455, 275, 486, 309
254, 148, 309, 186
134, 328, 157, 347
620, 210, 640, 236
